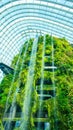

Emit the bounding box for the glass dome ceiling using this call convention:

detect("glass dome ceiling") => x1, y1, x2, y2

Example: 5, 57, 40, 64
0, 0, 73, 68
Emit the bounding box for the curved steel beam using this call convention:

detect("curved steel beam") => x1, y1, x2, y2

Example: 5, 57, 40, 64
1, 4, 73, 20
1, 5, 73, 30
1, 30, 42, 63
0, 0, 73, 11
1, 21, 73, 47
1, 15, 73, 39
1, 26, 73, 57
2, 17, 73, 47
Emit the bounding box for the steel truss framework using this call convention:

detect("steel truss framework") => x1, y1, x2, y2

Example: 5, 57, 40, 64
0, 0, 73, 66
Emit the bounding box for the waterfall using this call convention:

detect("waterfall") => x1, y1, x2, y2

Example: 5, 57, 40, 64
4, 41, 29, 130
37, 35, 46, 130
20, 36, 38, 130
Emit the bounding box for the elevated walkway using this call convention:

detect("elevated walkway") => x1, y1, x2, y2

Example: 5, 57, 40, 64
0, 63, 14, 74
0, 113, 49, 130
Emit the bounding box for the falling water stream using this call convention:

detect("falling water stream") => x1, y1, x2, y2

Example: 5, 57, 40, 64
4, 57, 20, 114
44, 122, 50, 130
4, 41, 29, 130
20, 36, 38, 130
37, 35, 56, 130
4, 45, 24, 115
37, 35, 46, 130
51, 36, 57, 130
3, 35, 57, 130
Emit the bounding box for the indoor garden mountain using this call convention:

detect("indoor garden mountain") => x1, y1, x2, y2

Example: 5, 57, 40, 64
0, 34, 73, 130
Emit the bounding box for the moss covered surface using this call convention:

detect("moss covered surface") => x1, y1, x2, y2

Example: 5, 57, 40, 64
0, 35, 73, 130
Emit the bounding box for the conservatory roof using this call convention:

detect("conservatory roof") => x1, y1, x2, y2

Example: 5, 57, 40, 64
0, 0, 73, 69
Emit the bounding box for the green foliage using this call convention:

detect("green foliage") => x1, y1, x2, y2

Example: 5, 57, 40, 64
0, 34, 73, 130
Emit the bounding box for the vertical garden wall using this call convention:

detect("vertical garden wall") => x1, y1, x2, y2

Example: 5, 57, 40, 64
0, 0, 73, 130
0, 35, 73, 130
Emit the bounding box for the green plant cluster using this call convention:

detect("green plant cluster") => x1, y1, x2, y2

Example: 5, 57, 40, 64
0, 35, 73, 130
